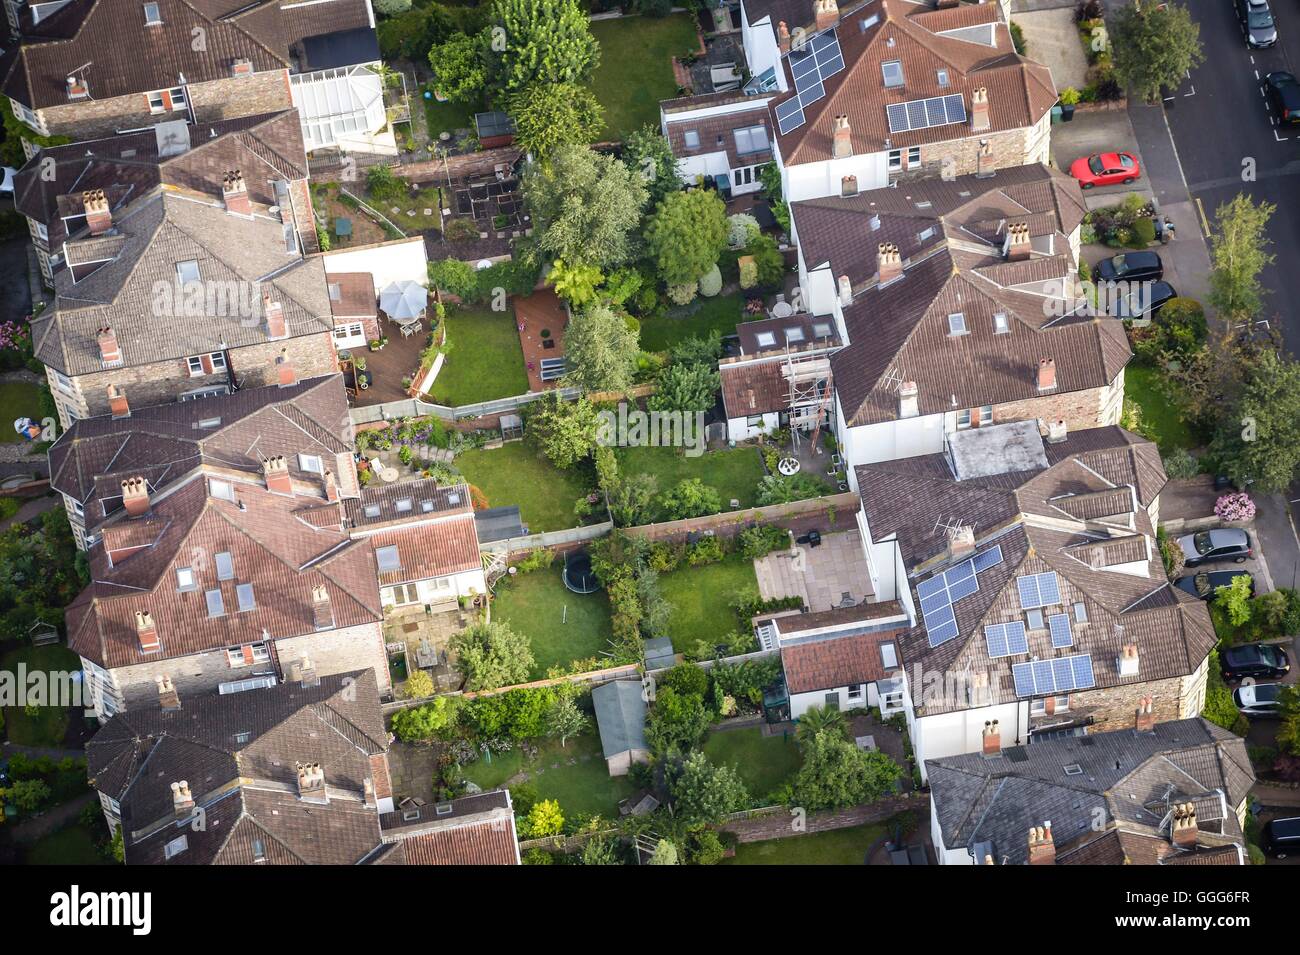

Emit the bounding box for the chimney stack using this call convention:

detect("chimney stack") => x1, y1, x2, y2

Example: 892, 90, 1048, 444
777, 20, 791, 53
156, 674, 180, 711
898, 380, 919, 419
1046, 418, 1068, 443
1028, 823, 1056, 865
1120, 644, 1141, 678
831, 114, 852, 160
948, 523, 975, 560
982, 719, 1002, 757
171, 780, 194, 816
107, 383, 130, 419
878, 242, 903, 285
66, 75, 89, 100
814, 0, 840, 32
263, 455, 293, 495
1171, 802, 1199, 847
1037, 357, 1056, 391
296, 762, 328, 803
838, 274, 853, 305
276, 350, 297, 388
97, 326, 122, 366
83, 189, 112, 235
292, 654, 320, 689
263, 288, 286, 339
364, 777, 377, 808
971, 87, 990, 132
841, 174, 858, 196
323, 469, 339, 503
136, 610, 160, 653
122, 477, 150, 517
1134, 694, 1155, 733
222, 170, 251, 216
230, 57, 254, 77
1006, 222, 1031, 261
311, 585, 333, 630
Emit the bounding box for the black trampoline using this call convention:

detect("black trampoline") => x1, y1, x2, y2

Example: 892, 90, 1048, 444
563, 549, 600, 594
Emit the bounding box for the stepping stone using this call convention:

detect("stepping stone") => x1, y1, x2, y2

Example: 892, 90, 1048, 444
390, 207, 400, 214
423, 208, 433, 215
406, 209, 416, 216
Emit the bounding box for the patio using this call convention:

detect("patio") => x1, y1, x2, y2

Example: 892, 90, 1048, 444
513, 290, 568, 392
348, 319, 432, 407
754, 529, 874, 613
383, 603, 474, 694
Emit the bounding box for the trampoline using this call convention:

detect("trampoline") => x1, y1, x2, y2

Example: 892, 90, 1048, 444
563, 549, 601, 594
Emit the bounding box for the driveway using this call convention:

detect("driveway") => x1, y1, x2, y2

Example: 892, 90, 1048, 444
1013, 9, 1088, 92
1049, 107, 1152, 203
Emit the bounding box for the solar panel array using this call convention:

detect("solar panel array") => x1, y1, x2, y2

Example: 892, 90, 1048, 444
1011, 654, 1096, 697
1016, 572, 1061, 609
1048, 613, 1074, 649
774, 30, 847, 135
984, 621, 1028, 659
919, 545, 1005, 648
885, 94, 968, 134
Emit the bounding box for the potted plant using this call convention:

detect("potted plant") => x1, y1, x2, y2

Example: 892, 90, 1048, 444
369, 336, 388, 352
1059, 87, 1080, 121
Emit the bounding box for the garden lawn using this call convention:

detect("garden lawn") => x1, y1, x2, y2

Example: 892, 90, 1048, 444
492, 566, 613, 678
619, 444, 765, 515
24, 823, 109, 865
425, 94, 479, 140
0, 380, 45, 444
425, 306, 529, 406
722, 820, 890, 865
588, 14, 700, 140
460, 731, 636, 819
1, 643, 82, 747
454, 442, 593, 534
372, 185, 444, 233
1125, 365, 1195, 452
658, 555, 759, 649
639, 293, 745, 352
702, 727, 801, 800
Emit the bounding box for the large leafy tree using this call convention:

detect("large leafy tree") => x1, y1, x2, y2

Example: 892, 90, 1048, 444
507, 82, 604, 159
562, 305, 639, 393
429, 30, 488, 103
526, 391, 600, 468
790, 729, 904, 810
644, 189, 729, 286
648, 362, 720, 413
1209, 348, 1300, 493
450, 620, 535, 690
621, 125, 682, 207
1110, 3, 1204, 104
646, 686, 711, 754
524, 144, 648, 269
490, 0, 599, 95
670, 751, 750, 824
1208, 193, 1276, 329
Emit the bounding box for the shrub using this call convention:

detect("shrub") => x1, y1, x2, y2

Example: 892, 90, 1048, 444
755, 472, 828, 506
1215, 492, 1256, 522
698, 264, 723, 297
1075, 0, 1105, 23
738, 256, 758, 290
737, 523, 790, 559
366, 164, 409, 204
1162, 448, 1200, 480
659, 478, 722, 520
647, 540, 684, 573
667, 281, 698, 306
1158, 530, 1185, 579
727, 213, 761, 250
661, 662, 709, 698
686, 535, 725, 566
514, 548, 555, 574
1131, 216, 1156, 246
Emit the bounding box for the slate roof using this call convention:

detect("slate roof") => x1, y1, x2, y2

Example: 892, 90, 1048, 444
856, 424, 1213, 716
927, 717, 1254, 865
593, 680, 648, 758
86, 670, 391, 865
781, 628, 902, 693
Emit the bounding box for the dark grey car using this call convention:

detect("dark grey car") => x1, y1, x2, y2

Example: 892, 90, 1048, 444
1238, 0, 1278, 47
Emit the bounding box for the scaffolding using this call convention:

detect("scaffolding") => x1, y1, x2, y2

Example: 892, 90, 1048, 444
782, 349, 833, 449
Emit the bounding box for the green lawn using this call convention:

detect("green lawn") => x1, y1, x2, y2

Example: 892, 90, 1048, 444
460, 731, 636, 819
723, 820, 890, 865
640, 294, 745, 352
25, 823, 110, 865
1, 643, 82, 747
425, 306, 530, 406
618, 444, 765, 516
1125, 365, 1195, 453
658, 555, 759, 649
588, 14, 700, 140
0, 380, 45, 444
454, 442, 594, 533
492, 566, 613, 678
702, 727, 802, 800
424, 92, 480, 140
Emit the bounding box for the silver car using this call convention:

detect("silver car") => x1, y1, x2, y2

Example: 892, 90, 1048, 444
1233, 682, 1283, 718
1239, 0, 1277, 48
1176, 528, 1252, 567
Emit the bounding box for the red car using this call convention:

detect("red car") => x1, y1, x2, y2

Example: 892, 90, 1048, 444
1068, 151, 1140, 188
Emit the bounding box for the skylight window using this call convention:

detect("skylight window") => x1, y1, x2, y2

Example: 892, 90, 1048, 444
755, 331, 777, 348
237, 583, 255, 612
205, 589, 225, 617
376, 546, 401, 572
882, 60, 904, 88
948, 313, 967, 335
395, 498, 413, 513
683, 129, 700, 149
993, 312, 1009, 334
936, 69, 949, 87
143, 2, 161, 24
364, 504, 381, 518
785, 326, 805, 343
215, 551, 234, 580
734, 125, 769, 156
176, 260, 200, 286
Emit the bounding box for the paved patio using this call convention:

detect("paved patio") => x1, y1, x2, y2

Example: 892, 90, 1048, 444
1013, 9, 1088, 92
754, 528, 873, 612
383, 604, 472, 693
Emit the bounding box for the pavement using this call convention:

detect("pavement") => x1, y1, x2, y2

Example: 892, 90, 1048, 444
1013, 8, 1089, 91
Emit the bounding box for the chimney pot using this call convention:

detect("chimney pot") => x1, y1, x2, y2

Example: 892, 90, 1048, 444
135, 610, 160, 653
121, 477, 150, 517
982, 718, 1002, 756
262, 455, 293, 495
838, 274, 853, 305
83, 189, 112, 235
777, 20, 791, 53
1037, 357, 1056, 391
1120, 644, 1141, 678
172, 779, 194, 815
814, 0, 840, 32
312, 585, 334, 631
878, 242, 903, 285
898, 379, 919, 419
96, 326, 122, 366
1046, 418, 1067, 443
323, 468, 339, 502
948, 524, 975, 559
1028, 821, 1056, 865
1006, 222, 1031, 261
156, 673, 180, 710
222, 169, 251, 216
1134, 693, 1155, 732
971, 87, 991, 132
1172, 802, 1199, 847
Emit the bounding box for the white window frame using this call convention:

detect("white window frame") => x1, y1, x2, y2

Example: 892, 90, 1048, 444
209, 479, 235, 501
187, 356, 205, 377
993, 312, 1009, 334
236, 583, 255, 612
978, 405, 993, 426
683, 129, 700, 149
163, 834, 188, 859
143, 1, 161, 24
956, 408, 972, 430
376, 545, 401, 572
386, 582, 420, 605
907, 145, 921, 167
332, 322, 366, 348
176, 567, 196, 592
887, 149, 902, 172
1026, 608, 1045, 630
298, 453, 324, 474
847, 683, 864, 700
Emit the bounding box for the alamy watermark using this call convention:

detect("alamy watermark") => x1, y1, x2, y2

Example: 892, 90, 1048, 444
596, 403, 706, 458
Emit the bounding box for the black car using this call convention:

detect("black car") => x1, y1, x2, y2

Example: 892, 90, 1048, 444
1176, 528, 1252, 567
1263, 816, 1300, 858
1264, 71, 1300, 124
1174, 569, 1255, 601
1237, 0, 1278, 47
1096, 251, 1163, 284
1220, 642, 1290, 681
1111, 280, 1177, 320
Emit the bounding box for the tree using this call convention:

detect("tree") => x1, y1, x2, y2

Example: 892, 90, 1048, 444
390, 695, 462, 741
648, 362, 720, 413
546, 692, 588, 746
582, 834, 625, 864
549, 258, 604, 308
525, 798, 565, 837
1209, 348, 1300, 493
373, 0, 412, 13
403, 669, 434, 699
795, 704, 846, 745
1214, 574, 1255, 628
7, 778, 51, 811
646, 686, 711, 753
606, 472, 658, 527
490, 0, 600, 96
1277, 684, 1300, 756
790, 730, 904, 810
1110, 3, 1204, 104
508, 81, 604, 159
524, 144, 648, 269
658, 478, 721, 520
1208, 193, 1276, 329
429, 30, 488, 103
428, 258, 478, 299
450, 620, 535, 690
563, 305, 639, 392
647, 838, 680, 864
621, 125, 682, 207
671, 751, 750, 824
644, 189, 729, 286
527, 391, 600, 468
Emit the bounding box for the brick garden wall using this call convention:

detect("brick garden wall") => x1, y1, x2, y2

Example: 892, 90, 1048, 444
622, 491, 861, 545
721, 792, 927, 844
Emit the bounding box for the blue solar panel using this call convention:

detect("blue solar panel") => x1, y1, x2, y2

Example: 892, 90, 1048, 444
1012, 663, 1035, 697
775, 98, 806, 135
1037, 573, 1061, 606
943, 93, 967, 124
946, 573, 978, 602
884, 93, 970, 133
972, 545, 1004, 572
946, 560, 975, 585
917, 575, 947, 600
985, 622, 1027, 659
1016, 576, 1040, 608
779, 29, 846, 134
920, 590, 950, 616
1071, 654, 1096, 689
1010, 653, 1096, 696
1017, 572, 1062, 609
927, 620, 959, 647
1004, 621, 1028, 655
1048, 613, 1073, 648
1052, 657, 1074, 689
985, 624, 1009, 658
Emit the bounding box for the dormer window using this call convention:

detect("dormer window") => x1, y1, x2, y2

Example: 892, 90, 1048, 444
882, 60, 904, 88
143, 2, 161, 24
947, 313, 967, 335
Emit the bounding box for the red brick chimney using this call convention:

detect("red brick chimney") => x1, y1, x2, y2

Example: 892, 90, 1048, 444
1172, 802, 1199, 847
97, 326, 122, 366
878, 242, 903, 285
121, 477, 150, 517
230, 57, 254, 77
971, 87, 990, 132
1037, 357, 1056, 391
1006, 222, 1031, 261
323, 469, 339, 503
296, 761, 328, 804
156, 673, 180, 711
83, 189, 112, 235
171, 780, 194, 816
107, 384, 130, 419
276, 350, 297, 388
982, 719, 1002, 756
777, 20, 791, 53
831, 114, 852, 160
814, 0, 840, 32
948, 524, 976, 560
136, 610, 160, 653
263, 288, 286, 339
222, 170, 251, 217
312, 585, 334, 630
1135, 694, 1155, 733
1028, 823, 1056, 865
263, 455, 293, 495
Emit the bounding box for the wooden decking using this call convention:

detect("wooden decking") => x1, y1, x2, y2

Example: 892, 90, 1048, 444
512, 290, 568, 393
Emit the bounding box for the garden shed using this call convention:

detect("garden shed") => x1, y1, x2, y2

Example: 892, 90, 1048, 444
592, 680, 650, 777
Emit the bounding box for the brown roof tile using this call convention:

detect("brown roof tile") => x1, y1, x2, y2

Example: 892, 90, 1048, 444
781, 628, 902, 693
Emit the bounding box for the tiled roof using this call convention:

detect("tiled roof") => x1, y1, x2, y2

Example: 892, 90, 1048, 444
380, 791, 519, 865
67, 476, 381, 669
366, 516, 482, 588
721, 358, 791, 418
781, 628, 902, 693
327, 272, 378, 319
345, 478, 473, 530
664, 99, 774, 171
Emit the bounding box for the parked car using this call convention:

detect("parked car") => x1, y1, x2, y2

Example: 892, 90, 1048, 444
1068, 151, 1141, 188
1264, 71, 1300, 124
1111, 280, 1177, 319
1263, 816, 1300, 858
1174, 569, 1255, 601
1220, 642, 1290, 682
1233, 682, 1283, 718
1237, 0, 1278, 47
1095, 250, 1163, 284
1176, 528, 1252, 567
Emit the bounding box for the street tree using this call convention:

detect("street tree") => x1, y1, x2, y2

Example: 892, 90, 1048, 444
1110, 3, 1204, 104
1208, 192, 1276, 329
